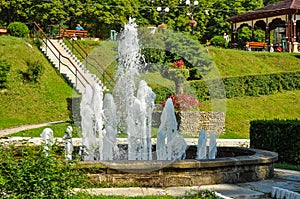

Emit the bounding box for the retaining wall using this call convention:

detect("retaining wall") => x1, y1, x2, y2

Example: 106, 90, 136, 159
153, 111, 225, 136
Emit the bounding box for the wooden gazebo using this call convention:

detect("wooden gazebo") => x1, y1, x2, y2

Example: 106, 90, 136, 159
225, 0, 300, 52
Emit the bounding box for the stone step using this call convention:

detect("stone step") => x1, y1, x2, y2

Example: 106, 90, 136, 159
73, 185, 266, 199
40, 39, 106, 94
201, 184, 267, 199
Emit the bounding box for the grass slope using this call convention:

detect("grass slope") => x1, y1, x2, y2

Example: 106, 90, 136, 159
204, 90, 300, 138
209, 47, 300, 77
1, 37, 299, 139
205, 48, 300, 138
0, 36, 75, 129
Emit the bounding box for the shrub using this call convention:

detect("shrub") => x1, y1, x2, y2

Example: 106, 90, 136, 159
149, 83, 174, 104
0, 143, 85, 198
139, 29, 213, 79
250, 119, 300, 165
0, 58, 10, 89
20, 60, 44, 83
7, 22, 29, 38
32, 30, 45, 48
210, 35, 228, 48
160, 92, 202, 111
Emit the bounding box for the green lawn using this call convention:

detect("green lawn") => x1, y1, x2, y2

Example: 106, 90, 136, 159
1, 37, 299, 140
202, 89, 300, 138
208, 47, 300, 78
0, 36, 76, 129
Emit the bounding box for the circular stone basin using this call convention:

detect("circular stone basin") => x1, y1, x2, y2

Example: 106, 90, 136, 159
78, 146, 278, 187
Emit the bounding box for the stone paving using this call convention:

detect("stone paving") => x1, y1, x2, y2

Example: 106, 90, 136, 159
73, 169, 300, 199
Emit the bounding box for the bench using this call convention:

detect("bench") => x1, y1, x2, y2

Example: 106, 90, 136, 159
0, 28, 8, 36
61, 29, 88, 38
246, 42, 267, 50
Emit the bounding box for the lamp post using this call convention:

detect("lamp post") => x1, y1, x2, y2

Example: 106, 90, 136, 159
186, 0, 198, 35
157, 6, 170, 24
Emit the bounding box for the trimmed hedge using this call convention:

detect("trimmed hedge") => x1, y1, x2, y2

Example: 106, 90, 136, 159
189, 71, 300, 101
148, 83, 174, 104
250, 119, 300, 165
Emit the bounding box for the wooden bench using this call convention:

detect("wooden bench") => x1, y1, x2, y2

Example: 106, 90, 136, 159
246, 42, 267, 50
0, 28, 8, 36
61, 29, 88, 38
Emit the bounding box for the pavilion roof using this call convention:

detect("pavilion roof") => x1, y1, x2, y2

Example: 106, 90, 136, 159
225, 0, 300, 23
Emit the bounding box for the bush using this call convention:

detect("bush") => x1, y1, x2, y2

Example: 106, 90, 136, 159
250, 119, 300, 165
149, 83, 174, 104
0, 143, 85, 198
139, 29, 213, 79
210, 35, 228, 48
160, 92, 202, 111
20, 60, 44, 83
32, 30, 45, 48
0, 58, 10, 89
7, 22, 29, 38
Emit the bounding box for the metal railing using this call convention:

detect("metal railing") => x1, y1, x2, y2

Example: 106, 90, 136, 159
32, 22, 90, 93
58, 25, 115, 91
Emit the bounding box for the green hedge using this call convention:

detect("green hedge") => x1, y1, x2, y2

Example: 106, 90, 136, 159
250, 120, 300, 165
148, 83, 174, 104
189, 71, 300, 101
250, 119, 300, 165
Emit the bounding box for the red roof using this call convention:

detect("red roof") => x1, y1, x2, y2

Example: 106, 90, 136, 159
226, 0, 300, 23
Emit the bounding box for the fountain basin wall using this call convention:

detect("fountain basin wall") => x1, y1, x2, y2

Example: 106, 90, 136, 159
78, 147, 278, 187
152, 111, 225, 136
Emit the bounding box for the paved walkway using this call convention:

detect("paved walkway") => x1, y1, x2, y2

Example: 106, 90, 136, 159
74, 169, 300, 198
0, 121, 65, 137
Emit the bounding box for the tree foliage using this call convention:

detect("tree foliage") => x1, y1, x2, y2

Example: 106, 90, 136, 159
0, 0, 265, 41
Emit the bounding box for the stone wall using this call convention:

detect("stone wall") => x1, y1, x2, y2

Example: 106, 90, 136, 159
80, 148, 278, 187
153, 111, 225, 136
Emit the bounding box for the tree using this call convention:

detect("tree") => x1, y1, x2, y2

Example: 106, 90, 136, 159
0, 0, 31, 25
202, 0, 263, 43
263, 0, 281, 6
0, 0, 265, 41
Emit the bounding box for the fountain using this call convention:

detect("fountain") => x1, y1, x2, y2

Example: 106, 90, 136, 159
76, 18, 277, 186
79, 18, 189, 162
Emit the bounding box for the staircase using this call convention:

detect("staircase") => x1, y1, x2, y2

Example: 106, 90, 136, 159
40, 39, 105, 94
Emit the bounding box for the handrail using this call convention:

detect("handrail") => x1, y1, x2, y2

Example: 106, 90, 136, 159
58, 24, 115, 90
32, 22, 91, 92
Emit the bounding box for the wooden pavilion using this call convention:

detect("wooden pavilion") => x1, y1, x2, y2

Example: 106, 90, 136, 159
225, 0, 300, 52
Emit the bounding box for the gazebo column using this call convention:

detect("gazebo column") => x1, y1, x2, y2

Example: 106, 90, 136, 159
231, 23, 238, 48
251, 27, 255, 41
285, 22, 290, 52
292, 19, 298, 52
287, 18, 293, 52
265, 25, 270, 50
232, 29, 238, 48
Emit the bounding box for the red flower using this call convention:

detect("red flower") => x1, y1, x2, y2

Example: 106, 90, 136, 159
172, 60, 185, 69
160, 93, 201, 111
